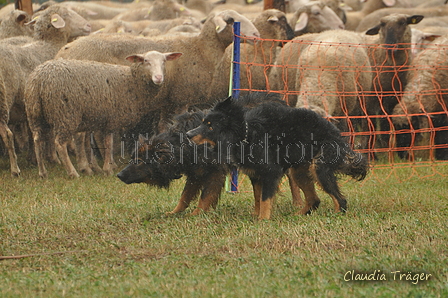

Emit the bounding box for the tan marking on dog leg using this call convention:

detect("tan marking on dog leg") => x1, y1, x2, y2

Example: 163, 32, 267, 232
167, 177, 202, 215
293, 165, 320, 215
193, 172, 226, 215
252, 182, 262, 217
258, 197, 273, 220
287, 169, 303, 207
330, 194, 341, 212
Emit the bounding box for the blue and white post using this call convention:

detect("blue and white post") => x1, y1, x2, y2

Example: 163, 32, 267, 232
226, 22, 241, 192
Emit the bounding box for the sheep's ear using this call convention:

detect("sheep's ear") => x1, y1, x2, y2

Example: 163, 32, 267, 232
213, 15, 228, 33
382, 0, 396, 6
365, 24, 380, 36
165, 52, 183, 61
25, 15, 38, 26
51, 14, 65, 29
126, 54, 144, 63
295, 13, 308, 32
85, 9, 98, 17
422, 33, 441, 42
16, 12, 28, 24
407, 15, 424, 25
267, 15, 279, 23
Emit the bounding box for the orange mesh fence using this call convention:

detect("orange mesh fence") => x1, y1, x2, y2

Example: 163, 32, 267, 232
227, 35, 448, 188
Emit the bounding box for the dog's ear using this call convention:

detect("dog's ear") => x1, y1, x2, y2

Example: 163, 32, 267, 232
215, 96, 233, 111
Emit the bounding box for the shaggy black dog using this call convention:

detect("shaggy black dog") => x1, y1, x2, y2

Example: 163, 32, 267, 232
117, 110, 229, 215
186, 95, 369, 219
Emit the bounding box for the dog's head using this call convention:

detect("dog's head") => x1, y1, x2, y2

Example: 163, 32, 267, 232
117, 136, 181, 188
186, 96, 245, 147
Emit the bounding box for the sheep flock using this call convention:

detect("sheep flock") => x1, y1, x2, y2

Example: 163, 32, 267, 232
0, 0, 446, 179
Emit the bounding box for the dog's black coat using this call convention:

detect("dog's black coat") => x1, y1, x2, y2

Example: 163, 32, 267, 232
186, 94, 369, 218
117, 92, 287, 214
117, 109, 229, 214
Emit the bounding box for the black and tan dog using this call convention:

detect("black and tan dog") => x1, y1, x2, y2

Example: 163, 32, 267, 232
186, 94, 369, 220
117, 110, 229, 215
117, 93, 305, 216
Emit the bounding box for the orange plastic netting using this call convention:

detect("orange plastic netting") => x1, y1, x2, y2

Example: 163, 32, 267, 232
228, 35, 447, 185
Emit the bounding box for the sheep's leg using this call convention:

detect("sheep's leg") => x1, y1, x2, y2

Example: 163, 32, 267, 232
86, 132, 103, 174
0, 121, 20, 176
74, 132, 93, 175
55, 135, 79, 178
43, 127, 60, 164
30, 129, 47, 178
102, 133, 116, 176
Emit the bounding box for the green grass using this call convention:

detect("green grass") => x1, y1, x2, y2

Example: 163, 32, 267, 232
0, 160, 447, 297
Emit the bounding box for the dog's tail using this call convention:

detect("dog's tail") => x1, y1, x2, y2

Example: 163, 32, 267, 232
339, 150, 370, 181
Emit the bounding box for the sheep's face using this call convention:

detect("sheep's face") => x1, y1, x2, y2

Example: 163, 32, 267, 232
126, 51, 182, 85
61, 8, 92, 38
366, 14, 424, 48
27, 5, 91, 40
262, 10, 294, 42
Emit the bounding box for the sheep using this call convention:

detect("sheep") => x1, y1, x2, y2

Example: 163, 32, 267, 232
293, 29, 372, 136
0, 3, 41, 21
359, 13, 425, 152
207, 9, 295, 101
287, 0, 347, 23
410, 27, 447, 57
130, 16, 202, 36
288, 1, 345, 36
344, 0, 400, 31
0, 10, 33, 39
56, 10, 259, 130
25, 51, 182, 179
392, 39, 448, 160
356, 3, 448, 32
53, 10, 259, 173
38, 0, 128, 20
364, 14, 423, 119
113, 0, 192, 22
0, 4, 91, 177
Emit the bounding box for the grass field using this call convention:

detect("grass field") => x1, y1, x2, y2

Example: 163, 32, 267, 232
0, 159, 447, 297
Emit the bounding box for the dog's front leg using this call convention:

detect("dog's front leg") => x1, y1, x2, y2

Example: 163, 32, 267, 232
167, 176, 202, 215
192, 170, 226, 215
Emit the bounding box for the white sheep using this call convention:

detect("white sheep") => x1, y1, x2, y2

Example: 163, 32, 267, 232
56, 10, 260, 131
288, 1, 345, 36
344, 0, 399, 31
294, 29, 372, 134
0, 9, 33, 39
356, 2, 448, 32
25, 51, 182, 179
0, 4, 91, 177
392, 38, 448, 160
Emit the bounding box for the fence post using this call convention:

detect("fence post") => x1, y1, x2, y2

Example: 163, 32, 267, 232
226, 22, 241, 192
